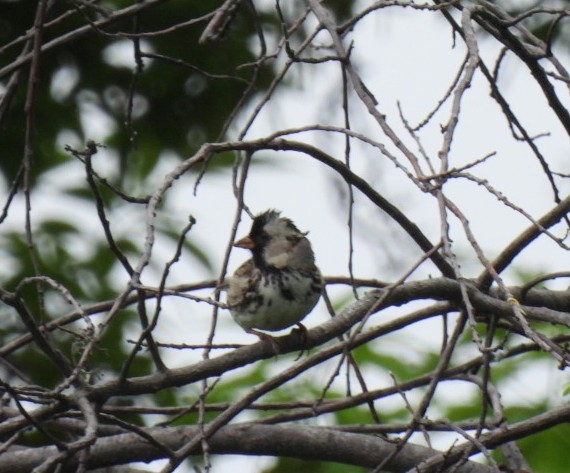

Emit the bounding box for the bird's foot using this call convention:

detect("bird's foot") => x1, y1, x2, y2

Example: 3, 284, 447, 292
292, 323, 309, 360
248, 329, 281, 354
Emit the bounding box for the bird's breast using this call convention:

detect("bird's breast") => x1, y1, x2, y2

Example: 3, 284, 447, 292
229, 269, 321, 331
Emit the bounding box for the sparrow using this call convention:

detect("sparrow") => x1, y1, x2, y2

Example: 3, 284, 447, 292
227, 210, 322, 344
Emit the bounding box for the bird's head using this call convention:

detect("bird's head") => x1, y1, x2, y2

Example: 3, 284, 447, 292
233, 210, 316, 270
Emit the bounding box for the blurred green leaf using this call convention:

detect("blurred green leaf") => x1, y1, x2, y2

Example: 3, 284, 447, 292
501, 404, 570, 473
351, 342, 439, 381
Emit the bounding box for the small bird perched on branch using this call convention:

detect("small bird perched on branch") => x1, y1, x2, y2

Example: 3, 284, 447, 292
228, 210, 322, 346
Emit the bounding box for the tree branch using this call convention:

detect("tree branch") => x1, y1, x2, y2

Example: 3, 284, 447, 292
0, 423, 497, 473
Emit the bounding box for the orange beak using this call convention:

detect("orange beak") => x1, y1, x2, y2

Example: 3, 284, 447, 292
233, 235, 255, 249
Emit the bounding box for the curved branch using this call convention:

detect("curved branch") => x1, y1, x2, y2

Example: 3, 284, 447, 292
87, 277, 569, 401
478, 193, 570, 288
0, 423, 495, 473
414, 401, 570, 472
208, 139, 455, 277
472, 5, 570, 138
0, 0, 174, 80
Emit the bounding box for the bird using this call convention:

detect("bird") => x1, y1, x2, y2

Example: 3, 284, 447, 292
227, 210, 322, 346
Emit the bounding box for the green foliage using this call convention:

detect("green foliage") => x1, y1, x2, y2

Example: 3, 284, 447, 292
499, 404, 570, 473
352, 342, 440, 381
443, 395, 483, 422
0, 0, 270, 181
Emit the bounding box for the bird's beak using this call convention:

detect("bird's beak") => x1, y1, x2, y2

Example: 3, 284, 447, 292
233, 235, 255, 249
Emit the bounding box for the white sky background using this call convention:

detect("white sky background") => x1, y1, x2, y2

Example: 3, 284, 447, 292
5, 2, 570, 471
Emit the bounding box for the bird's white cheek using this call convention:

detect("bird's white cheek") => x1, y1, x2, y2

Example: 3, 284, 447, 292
263, 251, 289, 268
